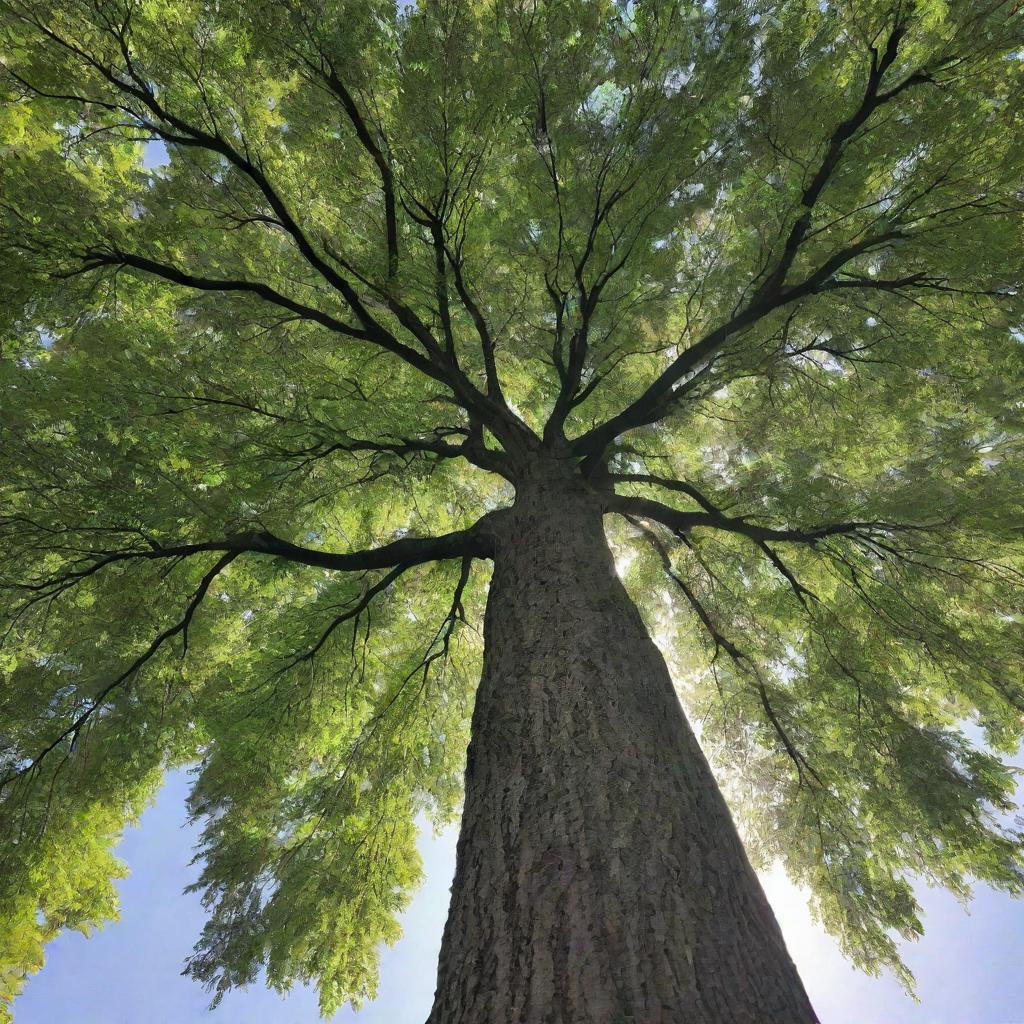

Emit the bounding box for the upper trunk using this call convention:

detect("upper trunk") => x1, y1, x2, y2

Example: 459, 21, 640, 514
428, 460, 818, 1024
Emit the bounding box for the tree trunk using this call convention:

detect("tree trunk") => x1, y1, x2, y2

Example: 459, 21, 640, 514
427, 465, 818, 1024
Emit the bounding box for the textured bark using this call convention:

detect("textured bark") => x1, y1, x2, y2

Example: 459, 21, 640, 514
427, 461, 819, 1024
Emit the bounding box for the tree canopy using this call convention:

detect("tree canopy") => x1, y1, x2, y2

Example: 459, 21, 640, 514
1, 0, 1023, 1019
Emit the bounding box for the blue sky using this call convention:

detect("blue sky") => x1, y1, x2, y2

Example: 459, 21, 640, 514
142, 140, 169, 170
14, 769, 1024, 1024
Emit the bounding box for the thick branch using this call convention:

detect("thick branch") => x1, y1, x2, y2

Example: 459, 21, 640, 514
5, 525, 496, 611
610, 473, 729, 516
314, 55, 399, 278
446, 247, 505, 403
608, 494, 907, 547
270, 429, 511, 479
572, 228, 905, 457
614, 476, 823, 608
13, 10, 525, 440
67, 248, 373, 341
572, 19, 938, 459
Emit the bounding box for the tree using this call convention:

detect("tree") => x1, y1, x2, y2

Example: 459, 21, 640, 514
1, 0, 1022, 1019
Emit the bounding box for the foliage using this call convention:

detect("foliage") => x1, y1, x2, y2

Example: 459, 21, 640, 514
0, 0, 1022, 1016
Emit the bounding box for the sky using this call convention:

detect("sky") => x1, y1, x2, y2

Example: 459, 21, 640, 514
14, 768, 1024, 1024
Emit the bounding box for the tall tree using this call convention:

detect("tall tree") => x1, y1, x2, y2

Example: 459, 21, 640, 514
1, 1, 1022, 1020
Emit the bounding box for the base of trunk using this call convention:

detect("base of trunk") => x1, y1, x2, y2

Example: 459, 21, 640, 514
428, 472, 817, 1024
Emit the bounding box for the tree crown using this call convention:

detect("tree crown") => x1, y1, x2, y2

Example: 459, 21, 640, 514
1, 0, 1023, 1017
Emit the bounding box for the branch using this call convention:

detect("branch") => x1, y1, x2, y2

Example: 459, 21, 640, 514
613, 476, 824, 609
4, 525, 496, 612
572, 18, 940, 458
261, 429, 509, 478
272, 563, 411, 676
573, 229, 905, 458
10, 9, 524, 439
610, 472, 730, 516
629, 518, 744, 664
757, 19, 927, 294
65, 248, 373, 341
439, 236, 507, 404
608, 494, 911, 547
1, 514, 497, 793
416, 554, 474, 680
754, 539, 820, 611
404, 204, 511, 415
313, 54, 399, 278
0, 551, 237, 793
630, 518, 823, 788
